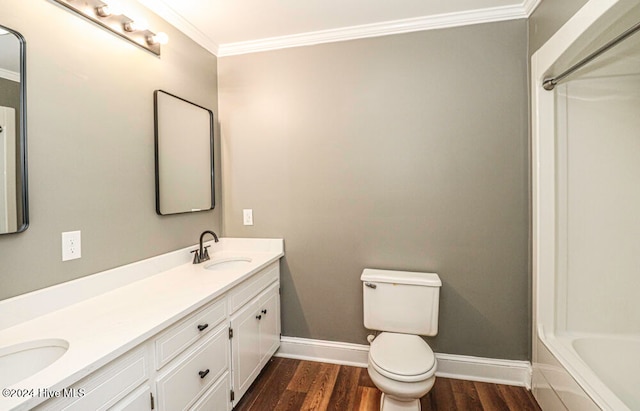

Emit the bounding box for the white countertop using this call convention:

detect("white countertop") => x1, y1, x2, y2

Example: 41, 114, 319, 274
0, 238, 284, 411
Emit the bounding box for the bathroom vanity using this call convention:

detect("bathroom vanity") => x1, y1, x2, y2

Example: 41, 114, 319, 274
0, 238, 283, 411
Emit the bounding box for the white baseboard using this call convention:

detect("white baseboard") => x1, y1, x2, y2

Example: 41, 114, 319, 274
276, 336, 370, 368
436, 353, 532, 389
276, 336, 532, 388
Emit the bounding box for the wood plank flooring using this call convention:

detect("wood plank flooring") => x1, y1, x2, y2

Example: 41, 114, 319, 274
234, 357, 541, 411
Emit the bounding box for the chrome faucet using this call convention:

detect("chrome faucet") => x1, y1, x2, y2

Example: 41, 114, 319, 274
192, 230, 219, 264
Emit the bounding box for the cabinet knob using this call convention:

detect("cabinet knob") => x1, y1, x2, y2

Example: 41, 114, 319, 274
256, 315, 262, 320
197, 323, 209, 332
199, 369, 210, 379
261, 309, 267, 315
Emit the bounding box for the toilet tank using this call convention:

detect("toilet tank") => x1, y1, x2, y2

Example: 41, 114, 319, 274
361, 269, 441, 336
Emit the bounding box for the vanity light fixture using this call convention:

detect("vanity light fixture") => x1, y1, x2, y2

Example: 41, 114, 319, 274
52, 0, 168, 56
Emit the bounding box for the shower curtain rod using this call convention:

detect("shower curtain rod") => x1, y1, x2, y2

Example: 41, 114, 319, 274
543, 20, 640, 91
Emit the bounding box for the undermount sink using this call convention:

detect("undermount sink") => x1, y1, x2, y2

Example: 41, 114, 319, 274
0, 339, 69, 388
204, 256, 252, 271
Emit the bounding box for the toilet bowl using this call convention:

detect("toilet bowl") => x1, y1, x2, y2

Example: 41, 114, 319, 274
361, 269, 442, 411
368, 332, 436, 411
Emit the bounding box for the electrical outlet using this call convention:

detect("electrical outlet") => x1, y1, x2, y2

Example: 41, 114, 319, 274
243, 209, 253, 226
62, 231, 82, 261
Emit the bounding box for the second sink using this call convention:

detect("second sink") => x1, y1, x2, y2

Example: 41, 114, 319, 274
204, 256, 252, 271
0, 339, 69, 388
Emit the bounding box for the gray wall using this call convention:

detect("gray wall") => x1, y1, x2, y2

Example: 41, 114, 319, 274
219, 20, 530, 359
529, 0, 589, 54
0, 0, 221, 300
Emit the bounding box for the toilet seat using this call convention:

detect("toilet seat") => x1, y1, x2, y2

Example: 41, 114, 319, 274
369, 332, 436, 383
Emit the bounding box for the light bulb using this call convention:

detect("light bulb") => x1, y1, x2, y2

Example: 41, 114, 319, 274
95, 5, 111, 17
148, 32, 169, 45
95, 2, 123, 17
107, 1, 124, 15
124, 18, 149, 32
154, 32, 169, 45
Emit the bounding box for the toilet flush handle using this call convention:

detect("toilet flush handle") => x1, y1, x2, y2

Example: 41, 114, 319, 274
364, 282, 377, 289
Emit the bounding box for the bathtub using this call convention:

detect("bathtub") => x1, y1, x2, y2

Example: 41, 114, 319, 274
572, 336, 640, 410
532, 0, 640, 410
539, 331, 640, 411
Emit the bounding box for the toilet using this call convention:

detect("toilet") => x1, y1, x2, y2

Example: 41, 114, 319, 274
361, 268, 442, 411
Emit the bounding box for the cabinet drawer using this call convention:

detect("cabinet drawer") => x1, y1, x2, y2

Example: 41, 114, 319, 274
156, 324, 229, 411
34, 345, 149, 411
155, 296, 227, 369
110, 384, 151, 411
228, 262, 279, 313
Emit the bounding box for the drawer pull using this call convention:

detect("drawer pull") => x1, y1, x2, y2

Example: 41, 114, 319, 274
261, 309, 267, 315
199, 369, 210, 379
197, 323, 209, 332
256, 314, 262, 320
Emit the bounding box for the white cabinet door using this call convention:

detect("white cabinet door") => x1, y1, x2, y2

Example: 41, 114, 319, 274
258, 284, 280, 361
230, 298, 261, 402
230, 281, 281, 404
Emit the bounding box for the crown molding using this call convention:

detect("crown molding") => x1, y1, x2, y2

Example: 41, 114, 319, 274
134, 0, 220, 55
523, 0, 543, 16
138, 0, 539, 57
218, 3, 531, 57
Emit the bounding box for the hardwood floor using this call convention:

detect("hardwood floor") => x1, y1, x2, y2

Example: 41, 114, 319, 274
234, 357, 541, 411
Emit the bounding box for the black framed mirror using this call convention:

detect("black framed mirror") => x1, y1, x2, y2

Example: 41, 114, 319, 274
154, 90, 214, 215
0, 24, 27, 234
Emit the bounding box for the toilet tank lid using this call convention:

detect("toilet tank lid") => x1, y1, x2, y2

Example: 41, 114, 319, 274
361, 269, 441, 287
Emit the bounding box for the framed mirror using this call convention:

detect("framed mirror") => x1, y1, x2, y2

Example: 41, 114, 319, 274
154, 90, 214, 215
0, 25, 27, 234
